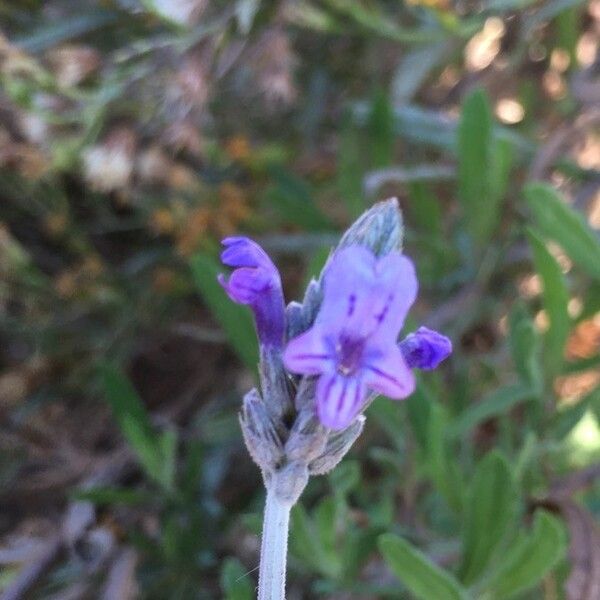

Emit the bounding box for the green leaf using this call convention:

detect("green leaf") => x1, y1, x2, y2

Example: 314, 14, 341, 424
368, 89, 394, 169
326, 0, 446, 43
392, 42, 452, 104
266, 167, 332, 230
338, 114, 365, 218
289, 504, 329, 575
220, 557, 254, 600
190, 252, 259, 370
457, 88, 496, 245
341, 528, 380, 582
552, 385, 600, 438
408, 182, 443, 238
484, 510, 567, 599
405, 381, 433, 452
527, 229, 570, 374
378, 534, 467, 600
489, 136, 513, 208
15, 10, 119, 52
508, 303, 542, 393
525, 182, 600, 280
329, 460, 361, 496
459, 451, 519, 584
314, 497, 342, 577
157, 428, 178, 492
100, 364, 166, 490
426, 403, 462, 512
448, 384, 533, 438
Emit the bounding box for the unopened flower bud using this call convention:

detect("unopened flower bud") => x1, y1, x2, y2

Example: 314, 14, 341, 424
285, 301, 305, 341
400, 326, 452, 370
284, 409, 327, 464
259, 347, 293, 425
239, 389, 284, 473
338, 197, 403, 256
309, 416, 365, 475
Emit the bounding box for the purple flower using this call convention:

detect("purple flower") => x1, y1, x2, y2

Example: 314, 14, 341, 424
218, 237, 285, 349
400, 326, 452, 370
283, 245, 420, 430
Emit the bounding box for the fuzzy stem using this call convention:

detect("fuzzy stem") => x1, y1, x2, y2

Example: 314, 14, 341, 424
258, 487, 292, 600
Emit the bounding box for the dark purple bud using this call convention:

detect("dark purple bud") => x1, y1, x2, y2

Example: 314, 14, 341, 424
218, 237, 285, 349
400, 326, 452, 370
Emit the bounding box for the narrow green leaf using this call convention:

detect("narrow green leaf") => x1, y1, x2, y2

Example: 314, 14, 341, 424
290, 504, 328, 574
459, 451, 519, 584
315, 497, 342, 576
326, 0, 447, 43
100, 364, 163, 487
527, 229, 570, 374
329, 460, 361, 496
378, 534, 467, 600
220, 557, 254, 600
15, 10, 119, 52
392, 42, 452, 104
552, 385, 600, 439
157, 428, 178, 492
457, 88, 495, 244
525, 182, 600, 280
408, 182, 443, 237
426, 403, 462, 511
267, 167, 332, 230
341, 528, 380, 582
556, 7, 579, 64
489, 136, 513, 207
338, 114, 365, 218
485, 510, 567, 599
508, 303, 542, 392
190, 252, 259, 369
405, 381, 433, 452
368, 89, 394, 168
448, 384, 533, 438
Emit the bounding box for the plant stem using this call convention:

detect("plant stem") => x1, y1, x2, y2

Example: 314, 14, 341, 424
258, 486, 292, 600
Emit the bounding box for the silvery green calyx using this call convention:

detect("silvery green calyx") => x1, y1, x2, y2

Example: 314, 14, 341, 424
338, 195, 404, 256
218, 198, 451, 599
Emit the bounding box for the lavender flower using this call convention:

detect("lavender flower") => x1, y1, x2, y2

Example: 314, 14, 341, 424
400, 326, 452, 370
283, 246, 417, 429
218, 237, 285, 349
283, 246, 452, 430
218, 199, 452, 600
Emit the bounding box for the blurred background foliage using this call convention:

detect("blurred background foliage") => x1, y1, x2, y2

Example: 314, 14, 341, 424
0, 0, 599, 598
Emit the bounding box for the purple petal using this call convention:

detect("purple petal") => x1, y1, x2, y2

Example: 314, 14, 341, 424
316, 246, 378, 336
219, 237, 285, 349
283, 326, 333, 375
316, 246, 417, 342
399, 326, 452, 370
316, 373, 366, 430
362, 343, 415, 399
221, 236, 274, 269
371, 253, 418, 341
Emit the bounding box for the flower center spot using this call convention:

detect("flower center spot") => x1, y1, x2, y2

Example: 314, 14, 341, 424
336, 335, 365, 376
